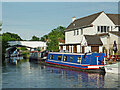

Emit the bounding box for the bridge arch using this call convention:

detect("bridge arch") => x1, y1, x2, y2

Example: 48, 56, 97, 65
6, 41, 47, 58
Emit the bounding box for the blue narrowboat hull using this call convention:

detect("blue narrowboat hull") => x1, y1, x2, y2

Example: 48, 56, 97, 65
45, 62, 105, 73
45, 52, 106, 72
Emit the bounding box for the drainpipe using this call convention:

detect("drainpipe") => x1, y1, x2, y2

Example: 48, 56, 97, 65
107, 34, 110, 58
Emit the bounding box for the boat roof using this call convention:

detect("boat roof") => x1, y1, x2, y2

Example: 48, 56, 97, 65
48, 52, 92, 55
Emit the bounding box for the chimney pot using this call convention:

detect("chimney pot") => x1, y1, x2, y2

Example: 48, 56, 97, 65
72, 16, 76, 22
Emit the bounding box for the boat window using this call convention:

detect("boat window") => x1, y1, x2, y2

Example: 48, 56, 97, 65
58, 56, 61, 60
70, 56, 73, 62
50, 55, 53, 59
77, 57, 81, 63
64, 56, 67, 61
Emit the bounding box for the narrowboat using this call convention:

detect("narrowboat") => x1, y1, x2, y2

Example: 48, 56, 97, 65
29, 50, 48, 61
45, 52, 106, 73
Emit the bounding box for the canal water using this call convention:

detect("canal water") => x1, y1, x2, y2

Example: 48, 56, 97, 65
2, 58, 120, 88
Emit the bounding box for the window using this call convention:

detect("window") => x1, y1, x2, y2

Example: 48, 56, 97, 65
64, 56, 67, 61
101, 26, 104, 32
58, 56, 61, 60
74, 30, 79, 35
97, 26, 100, 32
107, 26, 109, 32
50, 55, 53, 59
77, 57, 81, 64
81, 29, 83, 35
74, 30, 76, 35
98, 26, 108, 33
119, 27, 120, 31
70, 56, 73, 62
103, 26, 107, 32
77, 30, 79, 35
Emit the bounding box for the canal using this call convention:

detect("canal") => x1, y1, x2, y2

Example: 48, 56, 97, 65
2, 58, 120, 88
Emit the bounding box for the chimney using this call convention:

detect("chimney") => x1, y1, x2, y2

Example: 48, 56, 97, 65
72, 16, 76, 22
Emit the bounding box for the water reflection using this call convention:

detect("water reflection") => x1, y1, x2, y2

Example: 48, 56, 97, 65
45, 66, 105, 88
2, 58, 119, 88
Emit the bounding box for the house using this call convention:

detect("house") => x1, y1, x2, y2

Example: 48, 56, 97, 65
59, 11, 120, 54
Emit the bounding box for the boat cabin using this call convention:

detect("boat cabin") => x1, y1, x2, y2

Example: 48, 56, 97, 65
29, 50, 48, 60
47, 52, 106, 65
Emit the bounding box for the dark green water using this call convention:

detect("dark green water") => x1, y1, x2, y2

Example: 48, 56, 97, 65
2, 58, 120, 88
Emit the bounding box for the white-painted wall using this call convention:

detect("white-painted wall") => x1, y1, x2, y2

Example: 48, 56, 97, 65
112, 27, 118, 31
72, 45, 74, 53
85, 46, 91, 53
63, 46, 66, 50
69, 46, 71, 52
77, 45, 80, 53
100, 36, 108, 47
81, 36, 87, 46
83, 27, 96, 35
99, 46, 103, 53
65, 29, 83, 44
92, 12, 115, 33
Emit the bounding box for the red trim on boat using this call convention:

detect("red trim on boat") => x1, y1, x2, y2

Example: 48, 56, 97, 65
46, 62, 100, 70
81, 65, 104, 66
95, 56, 99, 57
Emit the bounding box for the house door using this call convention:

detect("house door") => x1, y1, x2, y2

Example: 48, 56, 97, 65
60, 46, 63, 50
82, 46, 84, 53
91, 46, 99, 53
73, 45, 77, 53
66, 45, 69, 51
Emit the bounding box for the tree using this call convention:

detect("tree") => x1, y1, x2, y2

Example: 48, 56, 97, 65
1, 32, 22, 62
47, 26, 66, 52
2, 32, 22, 41
31, 35, 40, 41
40, 35, 48, 42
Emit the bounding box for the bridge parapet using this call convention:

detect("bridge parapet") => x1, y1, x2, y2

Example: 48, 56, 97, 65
8, 41, 47, 49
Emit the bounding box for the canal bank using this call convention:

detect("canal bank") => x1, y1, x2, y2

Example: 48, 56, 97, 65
2, 58, 120, 88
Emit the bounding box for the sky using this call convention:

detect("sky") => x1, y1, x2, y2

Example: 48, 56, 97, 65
2, 2, 118, 40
